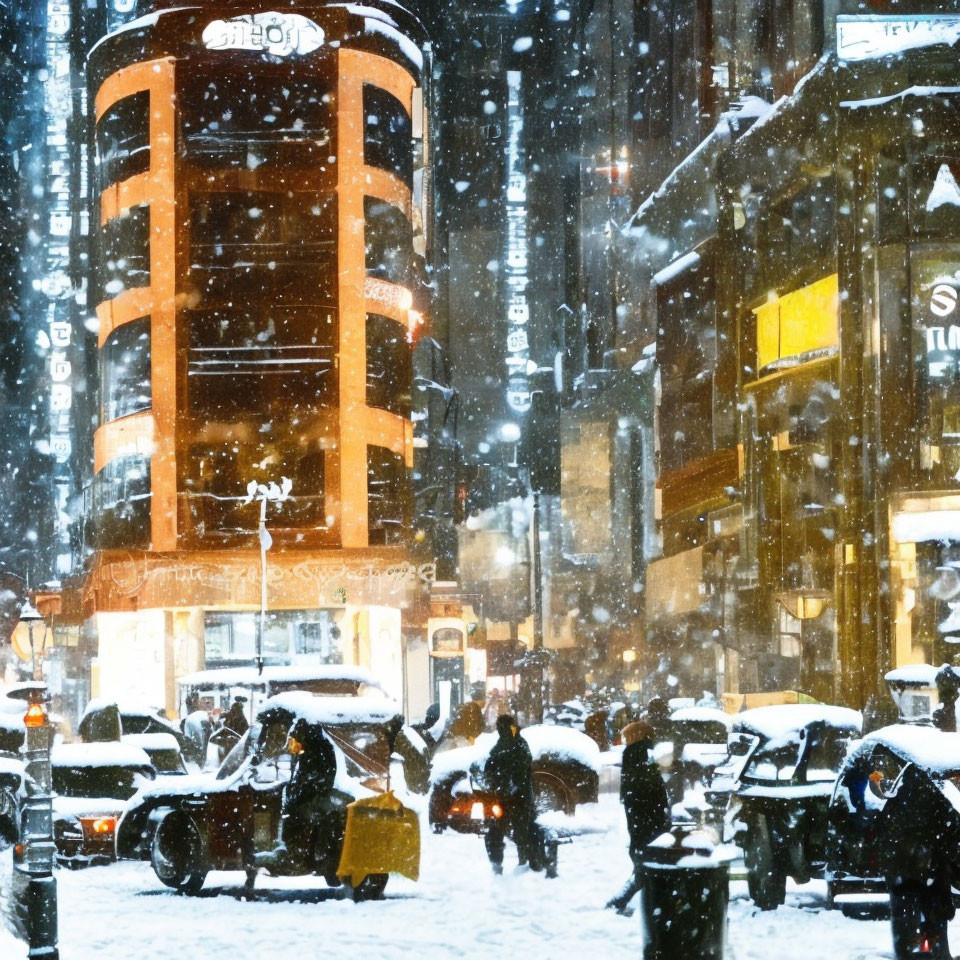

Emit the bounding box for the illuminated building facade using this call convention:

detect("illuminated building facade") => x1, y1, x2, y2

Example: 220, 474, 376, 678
82, 0, 433, 713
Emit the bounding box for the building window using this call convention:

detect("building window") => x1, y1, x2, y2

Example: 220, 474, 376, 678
181, 75, 332, 169
184, 442, 327, 535
95, 90, 150, 192
204, 609, 341, 665
364, 196, 413, 288
101, 318, 150, 423
95, 204, 150, 303
189, 191, 335, 304
367, 445, 407, 545
186, 306, 336, 419
363, 84, 412, 187
92, 454, 150, 549
366, 313, 411, 417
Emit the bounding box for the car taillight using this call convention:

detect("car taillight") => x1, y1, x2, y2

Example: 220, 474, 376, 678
491, 803, 503, 818
80, 816, 116, 836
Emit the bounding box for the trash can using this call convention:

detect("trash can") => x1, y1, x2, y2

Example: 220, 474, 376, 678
639, 825, 731, 960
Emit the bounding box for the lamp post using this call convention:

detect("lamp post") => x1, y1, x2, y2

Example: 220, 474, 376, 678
243, 478, 292, 675
8, 679, 57, 959
18, 600, 46, 682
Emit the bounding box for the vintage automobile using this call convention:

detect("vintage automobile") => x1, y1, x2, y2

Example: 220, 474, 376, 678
428, 724, 600, 833
116, 692, 418, 900
79, 699, 192, 759
826, 723, 960, 910
121, 733, 187, 775
176, 665, 392, 721
51, 741, 156, 867
731, 703, 862, 910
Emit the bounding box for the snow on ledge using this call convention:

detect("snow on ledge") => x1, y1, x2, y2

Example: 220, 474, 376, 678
892, 509, 960, 543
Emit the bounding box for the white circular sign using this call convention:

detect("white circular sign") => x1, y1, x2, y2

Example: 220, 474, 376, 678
931, 283, 958, 318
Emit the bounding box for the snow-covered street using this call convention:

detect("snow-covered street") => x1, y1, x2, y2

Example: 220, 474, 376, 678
0, 794, 932, 959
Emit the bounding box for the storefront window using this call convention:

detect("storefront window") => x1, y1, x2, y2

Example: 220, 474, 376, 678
101, 318, 150, 423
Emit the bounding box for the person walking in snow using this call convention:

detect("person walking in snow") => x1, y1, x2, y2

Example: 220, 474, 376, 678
482, 715, 542, 873
876, 761, 960, 959
607, 720, 670, 914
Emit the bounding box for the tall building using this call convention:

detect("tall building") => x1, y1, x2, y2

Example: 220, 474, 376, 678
80, 0, 435, 714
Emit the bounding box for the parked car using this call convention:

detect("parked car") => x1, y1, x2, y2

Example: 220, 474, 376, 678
428, 724, 600, 833
731, 704, 862, 910
79, 699, 192, 758
116, 692, 417, 900
51, 741, 156, 867
826, 722, 960, 909
0, 698, 25, 757
176, 665, 392, 723
121, 733, 187, 775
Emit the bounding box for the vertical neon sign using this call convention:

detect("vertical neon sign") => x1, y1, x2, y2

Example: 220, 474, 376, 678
504, 70, 531, 413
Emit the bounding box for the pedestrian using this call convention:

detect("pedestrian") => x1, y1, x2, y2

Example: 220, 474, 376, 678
933, 664, 960, 732
607, 720, 670, 914
876, 762, 960, 959
482, 714, 542, 874
223, 695, 249, 738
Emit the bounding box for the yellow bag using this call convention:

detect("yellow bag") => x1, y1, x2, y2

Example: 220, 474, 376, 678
337, 791, 420, 886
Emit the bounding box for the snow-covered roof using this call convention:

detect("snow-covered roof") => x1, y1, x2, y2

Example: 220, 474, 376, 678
257, 691, 402, 726
0, 699, 24, 733
733, 704, 861, 741
121, 733, 181, 753
177, 664, 385, 693
82, 698, 167, 720
884, 664, 939, 687
864, 724, 960, 775
430, 724, 601, 783
671, 707, 732, 729
51, 743, 153, 770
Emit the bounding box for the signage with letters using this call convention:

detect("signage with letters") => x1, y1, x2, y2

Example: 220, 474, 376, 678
202, 13, 325, 56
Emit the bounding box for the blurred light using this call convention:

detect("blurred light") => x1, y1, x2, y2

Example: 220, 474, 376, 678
494, 546, 516, 567
500, 423, 521, 442
621, 649, 637, 663
24, 703, 46, 728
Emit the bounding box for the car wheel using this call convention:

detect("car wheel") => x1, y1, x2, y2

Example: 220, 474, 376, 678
745, 817, 786, 911
350, 873, 388, 901
151, 814, 207, 895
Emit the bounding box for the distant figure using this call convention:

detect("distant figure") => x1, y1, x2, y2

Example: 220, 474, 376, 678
482, 715, 541, 874
607, 720, 670, 914
184, 690, 200, 716
223, 696, 249, 738
484, 687, 506, 726
584, 709, 609, 752
451, 699, 484, 743
934, 665, 960, 732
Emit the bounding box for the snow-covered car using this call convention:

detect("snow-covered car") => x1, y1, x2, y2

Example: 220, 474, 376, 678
51, 741, 156, 867
732, 704, 862, 910
79, 699, 192, 760
667, 707, 732, 789
826, 723, 960, 909
120, 733, 187, 775
428, 724, 600, 833
116, 692, 414, 900
0, 698, 25, 758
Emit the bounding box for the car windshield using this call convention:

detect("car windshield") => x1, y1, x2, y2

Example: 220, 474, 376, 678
52, 764, 154, 799
742, 739, 800, 783
805, 730, 849, 781
148, 749, 186, 774
216, 727, 255, 780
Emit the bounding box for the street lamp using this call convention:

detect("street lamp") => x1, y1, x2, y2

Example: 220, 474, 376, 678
8, 680, 57, 959
18, 601, 47, 682
243, 478, 292, 675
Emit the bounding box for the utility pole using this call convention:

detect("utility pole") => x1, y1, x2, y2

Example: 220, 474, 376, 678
243, 478, 292, 675
531, 490, 545, 723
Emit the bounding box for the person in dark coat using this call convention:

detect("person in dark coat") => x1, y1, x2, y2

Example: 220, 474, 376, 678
877, 763, 960, 959
607, 720, 670, 914
223, 696, 249, 738
276, 718, 339, 870
482, 715, 542, 873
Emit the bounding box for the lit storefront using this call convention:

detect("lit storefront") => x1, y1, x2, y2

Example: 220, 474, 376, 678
82, 0, 433, 714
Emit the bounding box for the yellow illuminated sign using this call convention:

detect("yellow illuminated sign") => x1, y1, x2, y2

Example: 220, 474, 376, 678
754, 274, 839, 373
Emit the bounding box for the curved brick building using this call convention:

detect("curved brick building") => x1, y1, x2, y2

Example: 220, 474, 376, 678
82, 0, 433, 712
